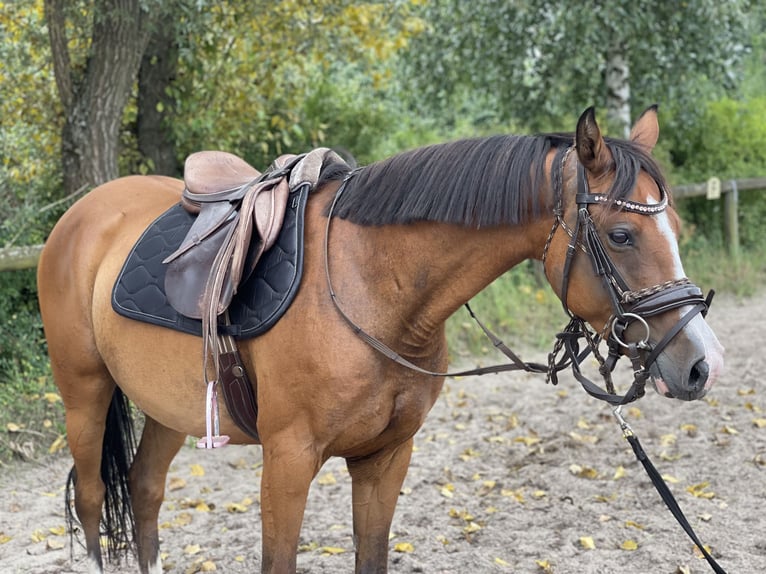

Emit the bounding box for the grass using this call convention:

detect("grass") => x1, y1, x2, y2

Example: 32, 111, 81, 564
0, 368, 67, 466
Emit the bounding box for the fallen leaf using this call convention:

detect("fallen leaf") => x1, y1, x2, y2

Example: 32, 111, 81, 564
569, 464, 599, 479
46, 538, 65, 550
317, 472, 336, 486
190, 464, 205, 477
569, 432, 599, 444
321, 546, 346, 555
613, 466, 626, 480
579, 536, 595, 550
200, 560, 216, 571
440, 483, 455, 498
720, 425, 739, 435
536, 559, 553, 573
225, 502, 249, 513
168, 477, 187, 491
194, 501, 211, 512
494, 556, 510, 566
184, 544, 202, 555
6, 422, 21, 432
620, 540, 638, 551
680, 423, 698, 435
693, 544, 714, 559
393, 542, 414, 553
753, 419, 766, 428
514, 435, 541, 447
44, 392, 62, 404
500, 488, 525, 503
171, 512, 193, 527
687, 482, 715, 499
463, 522, 482, 534
660, 433, 677, 446
0, 534, 11, 544
624, 520, 645, 530
476, 480, 496, 496
49, 435, 67, 454
48, 526, 66, 536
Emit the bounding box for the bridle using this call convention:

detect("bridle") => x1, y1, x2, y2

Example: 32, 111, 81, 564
324, 146, 714, 405
541, 146, 714, 405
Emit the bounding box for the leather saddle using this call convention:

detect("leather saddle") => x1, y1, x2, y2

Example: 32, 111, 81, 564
159, 148, 347, 445
164, 148, 342, 320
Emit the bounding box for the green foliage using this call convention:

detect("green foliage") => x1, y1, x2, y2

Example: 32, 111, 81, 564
666, 97, 766, 252
402, 0, 749, 131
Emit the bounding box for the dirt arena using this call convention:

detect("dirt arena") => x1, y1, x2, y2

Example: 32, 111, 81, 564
1, 291, 764, 573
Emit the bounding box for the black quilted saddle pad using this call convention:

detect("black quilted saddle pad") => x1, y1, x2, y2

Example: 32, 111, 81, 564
111, 184, 309, 339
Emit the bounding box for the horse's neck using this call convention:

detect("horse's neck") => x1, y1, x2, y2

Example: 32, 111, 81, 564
341, 218, 552, 353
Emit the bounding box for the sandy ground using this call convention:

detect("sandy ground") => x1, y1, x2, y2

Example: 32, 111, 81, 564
1, 291, 764, 574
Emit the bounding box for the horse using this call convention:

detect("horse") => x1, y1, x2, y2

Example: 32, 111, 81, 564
37, 106, 724, 574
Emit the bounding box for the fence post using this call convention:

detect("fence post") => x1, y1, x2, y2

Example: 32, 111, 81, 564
724, 180, 740, 258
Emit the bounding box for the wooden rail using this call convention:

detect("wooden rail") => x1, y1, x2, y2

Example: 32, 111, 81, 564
2, 177, 764, 271
673, 177, 766, 258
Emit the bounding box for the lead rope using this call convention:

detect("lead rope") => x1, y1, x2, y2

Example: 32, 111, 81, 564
614, 408, 727, 573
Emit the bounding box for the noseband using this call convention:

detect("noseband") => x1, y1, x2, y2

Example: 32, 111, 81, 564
542, 149, 714, 404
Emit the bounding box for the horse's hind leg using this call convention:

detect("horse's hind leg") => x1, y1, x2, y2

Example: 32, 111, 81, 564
59, 370, 118, 573
346, 438, 414, 574
128, 415, 186, 574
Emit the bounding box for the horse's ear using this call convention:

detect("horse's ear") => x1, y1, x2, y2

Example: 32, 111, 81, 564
629, 105, 660, 152
575, 107, 610, 174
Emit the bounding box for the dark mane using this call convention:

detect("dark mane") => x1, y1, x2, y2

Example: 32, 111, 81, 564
322, 134, 669, 227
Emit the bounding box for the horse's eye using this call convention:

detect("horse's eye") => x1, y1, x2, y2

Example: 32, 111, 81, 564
608, 230, 633, 246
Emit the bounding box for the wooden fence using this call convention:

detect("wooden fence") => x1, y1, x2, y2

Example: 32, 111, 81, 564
2, 177, 765, 272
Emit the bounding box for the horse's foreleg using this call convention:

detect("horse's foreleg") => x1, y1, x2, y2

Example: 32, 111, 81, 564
128, 416, 186, 574
347, 438, 414, 574
259, 438, 323, 573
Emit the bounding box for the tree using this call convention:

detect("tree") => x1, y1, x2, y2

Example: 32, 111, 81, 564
45, 0, 160, 195
403, 0, 750, 136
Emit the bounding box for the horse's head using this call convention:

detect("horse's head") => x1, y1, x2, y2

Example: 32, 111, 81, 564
543, 107, 724, 401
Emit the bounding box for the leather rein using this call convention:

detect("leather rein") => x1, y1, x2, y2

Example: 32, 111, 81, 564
324, 149, 713, 405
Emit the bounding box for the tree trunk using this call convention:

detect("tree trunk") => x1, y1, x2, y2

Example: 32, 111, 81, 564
138, 21, 180, 176
605, 47, 631, 139
45, 0, 156, 196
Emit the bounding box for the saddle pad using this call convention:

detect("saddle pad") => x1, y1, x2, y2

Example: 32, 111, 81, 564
111, 184, 309, 339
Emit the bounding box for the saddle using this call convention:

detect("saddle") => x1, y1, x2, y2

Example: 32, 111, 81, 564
161, 147, 347, 447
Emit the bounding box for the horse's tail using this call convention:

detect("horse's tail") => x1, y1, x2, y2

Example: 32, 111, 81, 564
65, 386, 137, 561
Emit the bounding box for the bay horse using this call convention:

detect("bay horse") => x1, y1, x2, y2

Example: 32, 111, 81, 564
37, 107, 724, 574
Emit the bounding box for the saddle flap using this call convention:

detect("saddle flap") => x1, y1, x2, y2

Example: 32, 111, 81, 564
164, 216, 241, 319
162, 201, 237, 264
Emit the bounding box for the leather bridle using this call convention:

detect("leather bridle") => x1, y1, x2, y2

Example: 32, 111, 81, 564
541, 147, 714, 404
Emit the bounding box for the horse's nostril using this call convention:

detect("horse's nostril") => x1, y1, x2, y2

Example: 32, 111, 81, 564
689, 359, 710, 390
